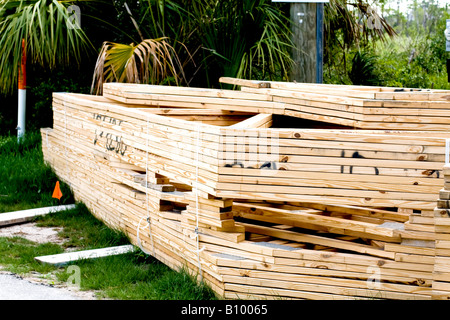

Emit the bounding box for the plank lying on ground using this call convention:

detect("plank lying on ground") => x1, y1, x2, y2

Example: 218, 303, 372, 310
35, 245, 136, 266
0, 204, 76, 227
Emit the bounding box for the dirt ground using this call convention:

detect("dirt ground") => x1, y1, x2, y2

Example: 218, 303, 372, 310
0, 222, 65, 245
0, 222, 99, 300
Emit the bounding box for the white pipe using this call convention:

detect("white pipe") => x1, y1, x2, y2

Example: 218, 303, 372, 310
17, 88, 26, 139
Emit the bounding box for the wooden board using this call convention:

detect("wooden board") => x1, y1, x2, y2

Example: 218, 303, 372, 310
35, 245, 136, 266
0, 204, 76, 227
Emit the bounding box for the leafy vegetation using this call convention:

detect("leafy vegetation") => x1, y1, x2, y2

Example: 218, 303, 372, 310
324, 0, 396, 84
0, 237, 63, 274
35, 203, 129, 250
56, 253, 216, 300
187, 0, 294, 86
0, 0, 296, 134
325, 0, 450, 89
0, 203, 216, 299
91, 38, 186, 95
349, 50, 380, 86
374, 2, 450, 89
97, 0, 295, 89
0, 0, 93, 94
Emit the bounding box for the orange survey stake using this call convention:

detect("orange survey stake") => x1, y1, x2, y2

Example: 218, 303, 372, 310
52, 181, 63, 201
18, 39, 26, 89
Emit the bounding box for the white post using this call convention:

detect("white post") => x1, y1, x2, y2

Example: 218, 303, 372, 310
17, 38, 26, 140
17, 88, 26, 139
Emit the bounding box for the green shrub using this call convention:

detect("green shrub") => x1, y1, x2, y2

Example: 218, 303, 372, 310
349, 50, 382, 86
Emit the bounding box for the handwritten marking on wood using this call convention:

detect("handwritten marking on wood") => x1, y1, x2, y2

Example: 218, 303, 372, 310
92, 113, 128, 155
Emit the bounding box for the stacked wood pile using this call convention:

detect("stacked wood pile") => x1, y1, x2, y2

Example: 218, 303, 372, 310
102, 79, 450, 131
40, 78, 450, 299
220, 78, 450, 131
433, 164, 450, 298
101, 81, 450, 210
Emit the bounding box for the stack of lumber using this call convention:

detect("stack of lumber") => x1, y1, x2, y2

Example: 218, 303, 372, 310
219, 77, 450, 131
42, 91, 254, 294
104, 78, 450, 131
100, 81, 450, 211
215, 127, 447, 210
433, 164, 450, 298
40, 80, 450, 300
40, 122, 440, 299
213, 200, 441, 299
102, 82, 283, 115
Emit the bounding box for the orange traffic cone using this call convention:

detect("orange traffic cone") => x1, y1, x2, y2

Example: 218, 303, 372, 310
52, 181, 63, 201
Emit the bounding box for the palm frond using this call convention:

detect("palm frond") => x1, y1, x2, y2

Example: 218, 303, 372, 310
190, 0, 294, 85
325, 0, 397, 51
0, 0, 93, 94
91, 38, 186, 95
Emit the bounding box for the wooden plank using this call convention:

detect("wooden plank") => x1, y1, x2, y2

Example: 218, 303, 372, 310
229, 114, 272, 128
217, 182, 438, 202
219, 77, 271, 89
238, 222, 395, 259
219, 77, 445, 94
0, 204, 76, 227
35, 245, 136, 266
219, 167, 442, 186
221, 271, 432, 299
384, 243, 435, 256
216, 78, 450, 131
218, 190, 437, 210
216, 257, 433, 286
104, 82, 273, 100
218, 152, 444, 171
276, 202, 410, 222
224, 283, 372, 300
233, 203, 402, 242
219, 175, 439, 195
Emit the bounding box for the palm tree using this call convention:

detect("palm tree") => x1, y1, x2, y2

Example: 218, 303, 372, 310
324, 0, 397, 83
135, 0, 295, 88
90, 1, 188, 94
325, 0, 396, 51
189, 0, 295, 86
0, 0, 93, 94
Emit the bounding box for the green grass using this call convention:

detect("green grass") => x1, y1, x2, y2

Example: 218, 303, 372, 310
57, 253, 216, 300
0, 237, 63, 274
0, 132, 73, 213
35, 203, 129, 250
0, 132, 217, 300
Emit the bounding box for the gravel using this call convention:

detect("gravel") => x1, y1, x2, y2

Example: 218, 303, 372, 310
0, 271, 93, 300
0, 222, 99, 300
